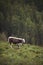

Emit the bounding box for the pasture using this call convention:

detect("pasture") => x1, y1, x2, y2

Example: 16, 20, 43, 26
0, 41, 43, 65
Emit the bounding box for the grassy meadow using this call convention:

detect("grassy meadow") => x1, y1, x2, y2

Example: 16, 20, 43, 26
0, 41, 43, 65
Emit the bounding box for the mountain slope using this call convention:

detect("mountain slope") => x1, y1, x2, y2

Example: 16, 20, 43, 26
0, 42, 43, 65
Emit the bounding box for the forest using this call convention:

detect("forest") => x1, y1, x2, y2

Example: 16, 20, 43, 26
0, 0, 43, 65
0, 0, 43, 46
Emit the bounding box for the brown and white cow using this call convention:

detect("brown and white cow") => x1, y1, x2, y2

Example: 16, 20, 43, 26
8, 36, 25, 48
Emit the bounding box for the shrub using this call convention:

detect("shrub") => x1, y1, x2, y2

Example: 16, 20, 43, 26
0, 32, 7, 41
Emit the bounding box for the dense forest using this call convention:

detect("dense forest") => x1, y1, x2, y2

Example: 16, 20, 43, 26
0, 0, 43, 46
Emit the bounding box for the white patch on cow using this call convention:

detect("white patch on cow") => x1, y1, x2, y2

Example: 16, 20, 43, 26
8, 36, 24, 40
23, 39, 25, 43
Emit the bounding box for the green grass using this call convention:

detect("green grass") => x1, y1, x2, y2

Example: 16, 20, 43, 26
0, 41, 43, 65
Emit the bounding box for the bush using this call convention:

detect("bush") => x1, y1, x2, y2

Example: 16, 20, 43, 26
0, 32, 7, 41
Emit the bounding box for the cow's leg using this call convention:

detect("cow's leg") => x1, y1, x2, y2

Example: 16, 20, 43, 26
22, 43, 25, 46
10, 42, 11, 45
10, 45, 13, 48
16, 43, 19, 48
10, 42, 13, 48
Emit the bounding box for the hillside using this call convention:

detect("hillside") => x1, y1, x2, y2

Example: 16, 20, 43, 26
0, 42, 43, 65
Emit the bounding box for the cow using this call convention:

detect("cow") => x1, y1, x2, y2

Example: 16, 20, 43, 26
8, 36, 25, 48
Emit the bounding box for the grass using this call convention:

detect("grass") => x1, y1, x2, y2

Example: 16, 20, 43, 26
0, 41, 43, 65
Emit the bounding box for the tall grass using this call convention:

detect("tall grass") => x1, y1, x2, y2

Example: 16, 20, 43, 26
0, 42, 43, 65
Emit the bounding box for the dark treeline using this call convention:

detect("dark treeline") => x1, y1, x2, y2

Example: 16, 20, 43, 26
0, 0, 43, 46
